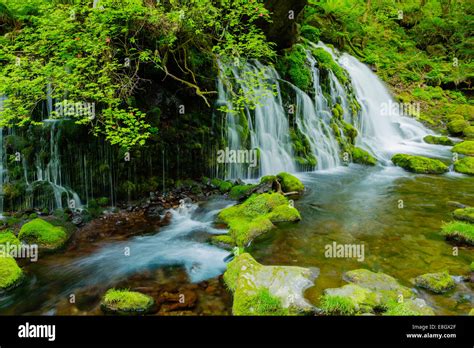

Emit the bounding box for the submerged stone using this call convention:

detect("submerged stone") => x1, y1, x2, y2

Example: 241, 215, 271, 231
223, 253, 318, 315
391, 154, 448, 174
101, 289, 155, 315
423, 135, 454, 146
18, 218, 68, 251
414, 271, 455, 294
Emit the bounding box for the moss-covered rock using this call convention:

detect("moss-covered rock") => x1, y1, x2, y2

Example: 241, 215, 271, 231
217, 193, 300, 247
229, 184, 257, 200
452, 141, 474, 156
383, 299, 435, 316
414, 271, 455, 294
101, 289, 155, 315
223, 253, 318, 315
463, 126, 474, 139
453, 207, 474, 223
454, 157, 474, 175
210, 234, 235, 250
0, 230, 21, 248
276, 172, 304, 193
321, 284, 377, 315
391, 154, 448, 174
447, 119, 470, 135
0, 255, 23, 290
423, 135, 454, 146
441, 221, 474, 245
18, 218, 68, 251
352, 147, 377, 166
469, 308, 474, 316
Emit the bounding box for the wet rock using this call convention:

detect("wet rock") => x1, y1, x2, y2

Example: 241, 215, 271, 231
101, 289, 156, 315
414, 271, 456, 294
158, 289, 198, 312
223, 253, 318, 315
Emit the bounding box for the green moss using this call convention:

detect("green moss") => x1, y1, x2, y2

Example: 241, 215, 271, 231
441, 221, 474, 246
414, 271, 455, 294
453, 207, 474, 223
343, 121, 358, 144
311, 47, 348, 84
276, 44, 313, 92
470, 262, 474, 272
423, 135, 454, 146
0, 230, 21, 248
320, 294, 357, 315
384, 300, 434, 316
0, 255, 23, 290
469, 308, 474, 316
260, 175, 277, 184
276, 172, 305, 192
447, 119, 470, 135
97, 197, 110, 207
233, 288, 290, 316
300, 24, 320, 42
463, 126, 474, 139
352, 147, 377, 166
18, 218, 68, 250
267, 205, 301, 223
391, 154, 448, 174
453, 157, 474, 175
452, 141, 474, 156
210, 234, 235, 249
101, 289, 155, 315
229, 184, 256, 200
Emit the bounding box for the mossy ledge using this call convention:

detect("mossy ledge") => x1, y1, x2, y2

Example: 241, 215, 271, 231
223, 253, 318, 315
391, 154, 448, 174
215, 192, 301, 247
18, 218, 69, 251
101, 289, 155, 315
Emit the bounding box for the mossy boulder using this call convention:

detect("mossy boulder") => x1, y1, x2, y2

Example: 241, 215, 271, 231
441, 221, 474, 245
391, 154, 448, 174
463, 126, 474, 139
217, 193, 301, 247
453, 207, 474, 223
447, 119, 469, 135
423, 135, 454, 146
0, 230, 21, 248
452, 141, 474, 156
0, 255, 23, 290
414, 271, 455, 294
223, 253, 318, 315
210, 234, 235, 250
383, 299, 435, 316
101, 289, 155, 315
454, 157, 474, 175
352, 147, 377, 166
18, 218, 68, 251
229, 184, 257, 200
321, 269, 415, 315
469, 308, 474, 316
276, 172, 304, 193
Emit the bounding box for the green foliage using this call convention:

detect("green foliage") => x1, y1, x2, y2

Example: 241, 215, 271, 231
391, 154, 448, 174
0, 255, 23, 290
18, 218, 68, 249
276, 44, 313, 92
233, 288, 290, 316
441, 221, 474, 246
320, 295, 356, 315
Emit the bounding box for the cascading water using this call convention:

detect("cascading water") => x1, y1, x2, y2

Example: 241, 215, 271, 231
220, 41, 448, 179
0, 96, 5, 217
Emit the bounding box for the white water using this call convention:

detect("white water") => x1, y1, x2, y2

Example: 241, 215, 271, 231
220, 42, 449, 178
65, 200, 230, 284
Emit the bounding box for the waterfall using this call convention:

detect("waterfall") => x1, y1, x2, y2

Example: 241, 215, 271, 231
220, 41, 445, 179
0, 96, 6, 217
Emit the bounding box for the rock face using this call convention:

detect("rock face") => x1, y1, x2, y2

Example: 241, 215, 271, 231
215, 192, 301, 247
320, 269, 435, 315
261, 0, 308, 50
18, 218, 69, 251
414, 271, 456, 294
391, 154, 448, 174
101, 289, 155, 315
223, 253, 318, 315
